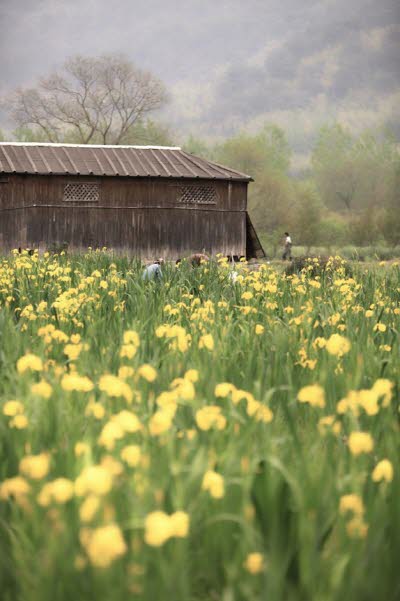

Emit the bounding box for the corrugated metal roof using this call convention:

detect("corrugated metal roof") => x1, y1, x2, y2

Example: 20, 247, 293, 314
0, 143, 252, 181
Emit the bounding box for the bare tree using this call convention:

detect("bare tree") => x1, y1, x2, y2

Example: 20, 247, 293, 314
4, 54, 168, 144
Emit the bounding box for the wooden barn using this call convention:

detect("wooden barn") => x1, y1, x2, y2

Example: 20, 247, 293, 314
0, 143, 264, 259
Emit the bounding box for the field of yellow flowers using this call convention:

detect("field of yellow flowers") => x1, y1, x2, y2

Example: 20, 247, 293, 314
0, 250, 399, 601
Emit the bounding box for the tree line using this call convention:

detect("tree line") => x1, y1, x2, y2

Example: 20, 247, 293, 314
1, 53, 399, 252
186, 125, 400, 252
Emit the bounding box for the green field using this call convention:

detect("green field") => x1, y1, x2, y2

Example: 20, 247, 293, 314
0, 251, 399, 601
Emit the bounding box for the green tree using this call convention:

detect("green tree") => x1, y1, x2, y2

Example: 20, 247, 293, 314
312, 124, 399, 216
249, 171, 294, 235
213, 124, 291, 176
13, 120, 174, 146
121, 119, 174, 146
318, 216, 349, 250
290, 181, 322, 252
349, 208, 384, 246
210, 125, 293, 240
312, 124, 358, 212
182, 135, 211, 159
381, 161, 400, 245
13, 127, 49, 142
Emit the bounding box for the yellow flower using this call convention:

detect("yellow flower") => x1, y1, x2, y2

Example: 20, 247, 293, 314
231, 389, 254, 405
16, 353, 43, 374
255, 324, 264, 335
313, 337, 326, 349
144, 511, 173, 547
113, 410, 142, 433
100, 455, 123, 477
137, 364, 157, 383
244, 552, 264, 574
61, 374, 94, 392
196, 406, 226, 431
120, 445, 141, 467
123, 330, 140, 346
75, 442, 90, 457
85, 401, 106, 420
202, 470, 225, 499
75, 465, 113, 496
155, 325, 168, 338
149, 410, 173, 436
19, 453, 50, 480
118, 366, 135, 379
297, 385, 325, 408
119, 344, 137, 359
318, 415, 341, 436
372, 459, 393, 483
348, 432, 374, 455
51, 329, 69, 343
98, 420, 125, 450
336, 391, 360, 416
198, 334, 214, 351
252, 403, 274, 424
373, 323, 386, 333
339, 494, 364, 516
170, 511, 190, 538
184, 369, 199, 383
31, 380, 52, 399
79, 495, 101, 523
99, 375, 133, 403
241, 291, 253, 301
346, 517, 368, 539
156, 391, 177, 412
0, 476, 31, 502
357, 389, 380, 416
10, 414, 29, 429
64, 343, 82, 361
85, 524, 127, 568
326, 333, 351, 357
3, 400, 24, 416
170, 377, 195, 400
371, 379, 393, 407
37, 478, 74, 506
214, 382, 235, 398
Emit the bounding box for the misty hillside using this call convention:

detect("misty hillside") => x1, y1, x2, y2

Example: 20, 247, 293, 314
0, 0, 399, 166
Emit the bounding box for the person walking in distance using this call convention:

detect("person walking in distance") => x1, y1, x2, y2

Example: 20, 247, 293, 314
282, 232, 292, 261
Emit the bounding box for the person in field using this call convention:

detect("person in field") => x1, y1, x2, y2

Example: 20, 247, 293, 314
282, 232, 292, 261
190, 253, 209, 267
142, 258, 164, 281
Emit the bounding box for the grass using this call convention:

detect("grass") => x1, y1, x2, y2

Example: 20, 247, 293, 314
258, 239, 400, 262
0, 250, 399, 601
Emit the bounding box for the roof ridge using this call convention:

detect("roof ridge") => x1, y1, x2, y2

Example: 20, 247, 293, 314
0, 142, 182, 150
0, 145, 252, 180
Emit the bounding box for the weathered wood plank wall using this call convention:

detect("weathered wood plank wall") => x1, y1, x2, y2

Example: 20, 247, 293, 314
0, 175, 248, 257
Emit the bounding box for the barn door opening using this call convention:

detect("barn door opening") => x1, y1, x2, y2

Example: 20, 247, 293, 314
246, 213, 265, 260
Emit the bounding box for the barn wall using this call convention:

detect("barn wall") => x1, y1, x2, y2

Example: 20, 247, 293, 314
0, 175, 248, 257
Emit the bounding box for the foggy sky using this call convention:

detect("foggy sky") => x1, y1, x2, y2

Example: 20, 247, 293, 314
1, 0, 399, 156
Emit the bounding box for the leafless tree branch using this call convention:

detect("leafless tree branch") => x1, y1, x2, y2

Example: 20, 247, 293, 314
2, 53, 168, 144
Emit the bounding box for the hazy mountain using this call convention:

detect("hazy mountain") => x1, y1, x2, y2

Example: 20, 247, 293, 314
1, 0, 399, 163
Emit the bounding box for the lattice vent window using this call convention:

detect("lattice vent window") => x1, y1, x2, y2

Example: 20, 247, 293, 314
63, 182, 100, 202
179, 185, 217, 204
